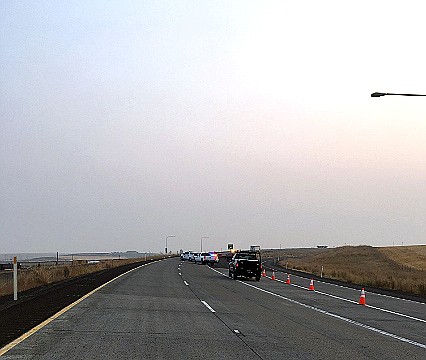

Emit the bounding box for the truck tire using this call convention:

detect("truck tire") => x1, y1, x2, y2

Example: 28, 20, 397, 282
255, 276, 261, 281
233, 272, 237, 280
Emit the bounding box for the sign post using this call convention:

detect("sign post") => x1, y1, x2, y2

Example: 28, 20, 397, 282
13, 256, 18, 301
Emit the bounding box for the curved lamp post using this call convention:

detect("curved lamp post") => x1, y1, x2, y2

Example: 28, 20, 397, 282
165, 235, 175, 254
371, 92, 426, 97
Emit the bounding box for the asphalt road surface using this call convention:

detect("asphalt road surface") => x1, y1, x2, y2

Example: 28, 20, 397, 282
1, 258, 425, 359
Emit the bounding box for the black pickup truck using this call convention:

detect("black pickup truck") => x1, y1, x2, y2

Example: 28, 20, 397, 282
228, 251, 262, 281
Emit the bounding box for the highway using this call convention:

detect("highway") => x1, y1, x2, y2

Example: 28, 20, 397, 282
1, 258, 425, 359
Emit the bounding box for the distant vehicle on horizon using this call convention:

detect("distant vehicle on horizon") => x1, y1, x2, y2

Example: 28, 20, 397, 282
181, 251, 197, 261
181, 251, 193, 261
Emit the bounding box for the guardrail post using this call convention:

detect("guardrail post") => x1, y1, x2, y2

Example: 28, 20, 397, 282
13, 256, 18, 301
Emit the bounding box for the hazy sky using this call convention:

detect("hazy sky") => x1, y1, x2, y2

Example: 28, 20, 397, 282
1, 1, 426, 253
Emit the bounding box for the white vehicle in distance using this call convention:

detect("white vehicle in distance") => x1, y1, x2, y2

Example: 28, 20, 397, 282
182, 251, 194, 261
188, 251, 196, 262
194, 252, 210, 264
195, 252, 219, 265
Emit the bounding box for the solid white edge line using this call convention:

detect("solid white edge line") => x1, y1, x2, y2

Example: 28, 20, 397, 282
201, 300, 216, 313
241, 281, 426, 350
208, 267, 426, 350
271, 276, 426, 324
290, 281, 426, 323
365, 303, 426, 323
267, 273, 426, 324
0, 260, 162, 357
285, 271, 426, 305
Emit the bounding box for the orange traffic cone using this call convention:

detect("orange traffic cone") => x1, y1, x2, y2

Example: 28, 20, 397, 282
359, 288, 366, 305
271, 271, 276, 280
308, 279, 315, 291
262, 268, 266, 277
285, 274, 291, 284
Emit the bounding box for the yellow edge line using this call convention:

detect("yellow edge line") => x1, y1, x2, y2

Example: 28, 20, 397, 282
0, 259, 162, 357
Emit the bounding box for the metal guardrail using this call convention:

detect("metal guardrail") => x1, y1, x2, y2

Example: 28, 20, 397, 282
0, 259, 116, 271
0, 263, 22, 271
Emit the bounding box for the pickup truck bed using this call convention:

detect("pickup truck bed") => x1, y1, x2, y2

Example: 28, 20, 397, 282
228, 251, 262, 281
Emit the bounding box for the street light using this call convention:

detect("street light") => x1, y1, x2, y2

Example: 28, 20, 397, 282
371, 92, 426, 97
201, 236, 209, 252
165, 235, 175, 254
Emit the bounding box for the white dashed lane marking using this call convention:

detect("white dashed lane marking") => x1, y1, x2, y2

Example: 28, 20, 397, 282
201, 300, 216, 313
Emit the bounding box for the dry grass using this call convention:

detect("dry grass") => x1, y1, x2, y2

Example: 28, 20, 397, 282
273, 245, 426, 296
0, 256, 163, 297
378, 245, 426, 271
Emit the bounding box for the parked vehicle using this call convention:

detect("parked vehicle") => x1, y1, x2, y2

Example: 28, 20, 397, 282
188, 251, 196, 262
194, 252, 209, 264
250, 245, 261, 252
181, 251, 195, 261
228, 250, 262, 281
195, 252, 219, 265
205, 252, 219, 265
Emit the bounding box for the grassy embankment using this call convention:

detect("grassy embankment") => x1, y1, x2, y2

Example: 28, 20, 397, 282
273, 245, 426, 296
0, 256, 164, 297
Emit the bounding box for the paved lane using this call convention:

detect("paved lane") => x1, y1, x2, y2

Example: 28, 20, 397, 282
257, 268, 426, 346
185, 262, 425, 359
2, 258, 425, 359
1, 260, 256, 359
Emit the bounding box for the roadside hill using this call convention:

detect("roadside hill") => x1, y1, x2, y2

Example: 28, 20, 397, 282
275, 245, 426, 296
